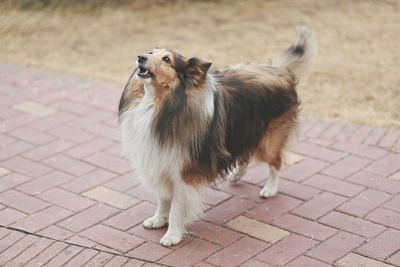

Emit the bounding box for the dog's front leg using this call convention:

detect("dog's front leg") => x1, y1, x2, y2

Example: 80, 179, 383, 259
160, 183, 186, 246
143, 185, 172, 229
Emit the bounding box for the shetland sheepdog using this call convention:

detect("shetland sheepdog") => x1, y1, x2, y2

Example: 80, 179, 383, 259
119, 25, 317, 246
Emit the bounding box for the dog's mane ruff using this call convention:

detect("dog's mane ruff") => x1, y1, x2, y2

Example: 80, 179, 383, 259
118, 68, 144, 118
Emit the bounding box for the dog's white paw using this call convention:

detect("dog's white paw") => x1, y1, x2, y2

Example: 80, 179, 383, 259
228, 172, 241, 183
259, 184, 278, 198
160, 231, 182, 247
143, 216, 167, 229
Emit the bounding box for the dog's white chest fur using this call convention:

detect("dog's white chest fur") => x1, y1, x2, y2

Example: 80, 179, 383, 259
120, 93, 186, 188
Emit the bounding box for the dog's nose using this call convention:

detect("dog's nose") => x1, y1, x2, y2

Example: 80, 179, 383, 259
137, 55, 147, 63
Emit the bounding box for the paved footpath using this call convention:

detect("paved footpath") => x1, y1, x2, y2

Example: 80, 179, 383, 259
0, 63, 400, 266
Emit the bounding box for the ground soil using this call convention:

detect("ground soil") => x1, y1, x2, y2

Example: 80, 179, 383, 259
1, 0, 399, 127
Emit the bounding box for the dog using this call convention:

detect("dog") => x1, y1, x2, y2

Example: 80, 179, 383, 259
119, 25, 316, 246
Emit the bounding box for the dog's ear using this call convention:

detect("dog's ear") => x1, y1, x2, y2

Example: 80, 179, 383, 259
186, 58, 212, 85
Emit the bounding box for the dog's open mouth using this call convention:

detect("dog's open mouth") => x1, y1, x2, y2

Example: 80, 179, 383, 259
138, 66, 152, 79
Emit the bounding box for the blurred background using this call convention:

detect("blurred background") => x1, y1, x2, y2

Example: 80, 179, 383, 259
0, 0, 399, 127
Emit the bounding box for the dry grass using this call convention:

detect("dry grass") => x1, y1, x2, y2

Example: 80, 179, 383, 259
1, 0, 399, 127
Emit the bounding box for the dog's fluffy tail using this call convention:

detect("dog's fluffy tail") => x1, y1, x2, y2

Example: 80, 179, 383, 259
277, 24, 317, 81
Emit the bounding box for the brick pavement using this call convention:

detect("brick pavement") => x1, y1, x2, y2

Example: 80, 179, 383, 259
0, 63, 400, 266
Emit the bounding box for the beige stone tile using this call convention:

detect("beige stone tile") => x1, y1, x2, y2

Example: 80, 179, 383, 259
0, 167, 10, 177
285, 152, 306, 166
226, 215, 289, 243
83, 186, 139, 209
13, 101, 57, 117
388, 171, 400, 181
335, 253, 392, 267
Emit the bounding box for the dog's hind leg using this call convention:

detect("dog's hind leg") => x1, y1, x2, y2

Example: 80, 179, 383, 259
256, 108, 298, 198
227, 161, 249, 183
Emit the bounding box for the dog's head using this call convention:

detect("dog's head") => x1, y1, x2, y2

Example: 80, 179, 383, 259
136, 48, 212, 91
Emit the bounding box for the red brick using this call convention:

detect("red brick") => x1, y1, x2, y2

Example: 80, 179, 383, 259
321, 155, 371, 179
57, 204, 118, 232
292, 192, 347, 220
103, 256, 129, 267
17, 171, 74, 195
61, 169, 116, 193
0, 234, 39, 266
0, 207, 26, 225
256, 234, 317, 266
8, 127, 55, 145
365, 153, 400, 177
37, 225, 74, 241
84, 123, 120, 141
206, 237, 268, 267
303, 174, 365, 197
363, 127, 387, 146
217, 181, 262, 201
104, 171, 139, 192
319, 211, 386, 238
387, 251, 400, 266
241, 163, 270, 185
49, 125, 94, 143
65, 137, 115, 158
320, 122, 344, 140
26, 241, 68, 266
123, 258, 145, 267
294, 142, 346, 162
80, 224, 144, 253
0, 173, 31, 192
104, 201, 155, 231
201, 188, 231, 206
127, 241, 172, 261
0, 133, 15, 146
190, 220, 242, 246
8, 237, 53, 266
306, 121, 332, 138
0, 114, 37, 133
51, 99, 92, 115
306, 137, 333, 147
349, 125, 373, 143
245, 194, 302, 223
63, 248, 98, 267
0, 189, 49, 213
383, 194, 400, 213
306, 232, 365, 264
280, 158, 329, 182
240, 259, 274, 267
1, 156, 53, 178
46, 245, 83, 266
272, 214, 337, 241
334, 123, 359, 141
65, 234, 96, 248
337, 189, 391, 217
378, 128, 400, 149
286, 256, 331, 267
12, 205, 72, 233
356, 229, 400, 261
23, 139, 75, 161
0, 140, 33, 161
28, 112, 75, 131
366, 208, 400, 230
347, 171, 400, 194
37, 187, 95, 212
81, 251, 113, 266
84, 152, 131, 174
204, 197, 254, 224
43, 154, 95, 176
330, 141, 387, 160
278, 178, 321, 200
126, 184, 156, 203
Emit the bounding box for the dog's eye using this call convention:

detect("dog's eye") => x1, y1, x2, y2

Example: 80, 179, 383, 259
149, 52, 153, 54
162, 56, 170, 63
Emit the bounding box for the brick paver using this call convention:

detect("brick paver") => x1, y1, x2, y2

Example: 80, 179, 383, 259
1, 63, 400, 266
